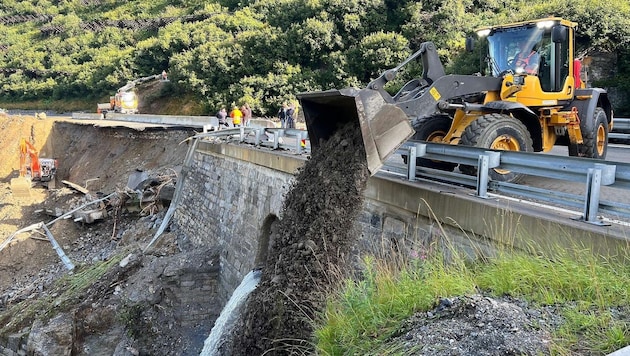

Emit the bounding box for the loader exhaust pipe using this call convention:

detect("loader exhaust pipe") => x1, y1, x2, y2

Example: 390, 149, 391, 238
298, 87, 414, 175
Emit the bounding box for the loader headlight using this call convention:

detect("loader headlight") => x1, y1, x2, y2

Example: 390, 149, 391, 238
476, 29, 491, 37
536, 20, 555, 29
512, 75, 525, 86
121, 92, 136, 104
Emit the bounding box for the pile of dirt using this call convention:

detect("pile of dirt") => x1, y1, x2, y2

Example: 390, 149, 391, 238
386, 294, 562, 355
228, 122, 370, 354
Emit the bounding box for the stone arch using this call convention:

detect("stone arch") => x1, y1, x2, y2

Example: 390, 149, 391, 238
254, 214, 278, 269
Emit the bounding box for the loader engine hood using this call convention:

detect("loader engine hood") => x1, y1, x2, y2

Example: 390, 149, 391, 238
298, 87, 414, 175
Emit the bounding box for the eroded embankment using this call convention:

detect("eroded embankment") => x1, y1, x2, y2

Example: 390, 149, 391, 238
0, 114, 221, 355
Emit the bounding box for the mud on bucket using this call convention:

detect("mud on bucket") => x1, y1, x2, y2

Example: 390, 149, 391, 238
297, 87, 414, 175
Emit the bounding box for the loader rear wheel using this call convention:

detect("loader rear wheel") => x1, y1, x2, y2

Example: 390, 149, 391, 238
402, 115, 457, 171
569, 107, 608, 159
459, 113, 533, 182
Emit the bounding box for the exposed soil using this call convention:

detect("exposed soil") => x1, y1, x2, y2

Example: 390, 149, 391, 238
0, 113, 221, 355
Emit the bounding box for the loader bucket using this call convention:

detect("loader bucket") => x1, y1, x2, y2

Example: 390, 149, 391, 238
10, 177, 32, 198
297, 88, 414, 175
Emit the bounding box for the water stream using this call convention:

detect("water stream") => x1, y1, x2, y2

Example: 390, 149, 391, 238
199, 268, 262, 356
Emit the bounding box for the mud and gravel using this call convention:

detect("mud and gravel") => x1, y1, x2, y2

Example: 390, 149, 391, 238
228, 122, 370, 355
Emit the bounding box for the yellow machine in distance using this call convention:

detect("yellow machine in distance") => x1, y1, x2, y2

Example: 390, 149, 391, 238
97, 72, 168, 116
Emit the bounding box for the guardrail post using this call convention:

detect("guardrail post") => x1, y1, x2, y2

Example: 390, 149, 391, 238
295, 131, 305, 154
407, 145, 417, 180
273, 130, 284, 149
254, 129, 262, 145
575, 167, 610, 226
239, 126, 245, 142
476, 154, 490, 198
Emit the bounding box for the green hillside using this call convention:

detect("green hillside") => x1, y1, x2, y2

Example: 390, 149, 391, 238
1, 0, 629, 115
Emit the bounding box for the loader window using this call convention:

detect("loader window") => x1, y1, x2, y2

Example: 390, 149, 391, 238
539, 27, 570, 92
485, 26, 544, 76
484, 24, 570, 93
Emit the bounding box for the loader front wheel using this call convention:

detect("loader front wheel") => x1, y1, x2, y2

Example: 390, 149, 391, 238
459, 113, 533, 182
402, 115, 457, 171
571, 107, 608, 159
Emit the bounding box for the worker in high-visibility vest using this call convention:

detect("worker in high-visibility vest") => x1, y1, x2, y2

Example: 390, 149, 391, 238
230, 106, 243, 127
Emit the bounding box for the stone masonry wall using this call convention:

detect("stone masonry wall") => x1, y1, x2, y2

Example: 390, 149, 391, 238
173, 147, 293, 301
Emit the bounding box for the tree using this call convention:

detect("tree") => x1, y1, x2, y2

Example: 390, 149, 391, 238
347, 31, 410, 82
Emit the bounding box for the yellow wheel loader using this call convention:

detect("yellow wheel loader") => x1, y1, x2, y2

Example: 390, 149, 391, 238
97, 72, 168, 116
298, 17, 613, 182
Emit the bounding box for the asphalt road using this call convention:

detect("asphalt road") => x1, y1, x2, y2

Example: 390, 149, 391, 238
546, 143, 629, 163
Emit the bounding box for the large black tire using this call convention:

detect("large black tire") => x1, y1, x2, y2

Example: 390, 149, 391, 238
568, 107, 608, 159
459, 113, 534, 182
402, 115, 457, 171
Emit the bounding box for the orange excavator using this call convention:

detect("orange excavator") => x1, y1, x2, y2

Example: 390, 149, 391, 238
10, 138, 58, 197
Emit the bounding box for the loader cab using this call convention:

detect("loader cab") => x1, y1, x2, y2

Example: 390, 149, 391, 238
114, 90, 139, 113
477, 18, 576, 102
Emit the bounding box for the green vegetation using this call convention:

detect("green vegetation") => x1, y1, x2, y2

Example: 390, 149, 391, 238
0, 0, 629, 115
314, 243, 630, 355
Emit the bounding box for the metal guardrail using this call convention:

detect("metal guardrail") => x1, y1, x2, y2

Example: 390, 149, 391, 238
70, 112, 279, 130
193, 125, 630, 225
193, 126, 311, 154
397, 141, 630, 225
610, 117, 630, 140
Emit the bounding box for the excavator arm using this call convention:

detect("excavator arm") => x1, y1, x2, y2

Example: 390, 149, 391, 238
13, 138, 40, 198
19, 138, 41, 178
12, 138, 58, 197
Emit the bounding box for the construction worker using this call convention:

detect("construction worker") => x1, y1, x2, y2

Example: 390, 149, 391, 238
230, 106, 243, 127
513, 41, 540, 75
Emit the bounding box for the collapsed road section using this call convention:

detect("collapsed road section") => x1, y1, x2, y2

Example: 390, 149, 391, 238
1, 113, 193, 253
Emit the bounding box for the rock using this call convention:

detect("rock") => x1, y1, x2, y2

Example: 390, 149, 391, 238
26, 313, 74, 356
119, 253, 133, 268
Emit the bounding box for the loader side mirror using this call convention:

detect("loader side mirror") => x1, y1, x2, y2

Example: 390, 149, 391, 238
465, 37, 475, 52
551, 25, 567, 43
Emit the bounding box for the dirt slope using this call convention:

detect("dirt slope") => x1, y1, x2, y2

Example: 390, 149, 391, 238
0, 113, 217, 355
0, 113, 194, 288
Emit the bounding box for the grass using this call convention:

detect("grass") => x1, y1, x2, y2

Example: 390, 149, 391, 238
0, 98, 95, 113
313, 239, 630, 355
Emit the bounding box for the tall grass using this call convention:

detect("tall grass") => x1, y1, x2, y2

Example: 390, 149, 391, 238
313, 238, 630, 355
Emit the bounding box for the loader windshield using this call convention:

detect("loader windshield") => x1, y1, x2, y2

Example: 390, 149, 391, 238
485, 25, 547, 76
483, 22, 571, 92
